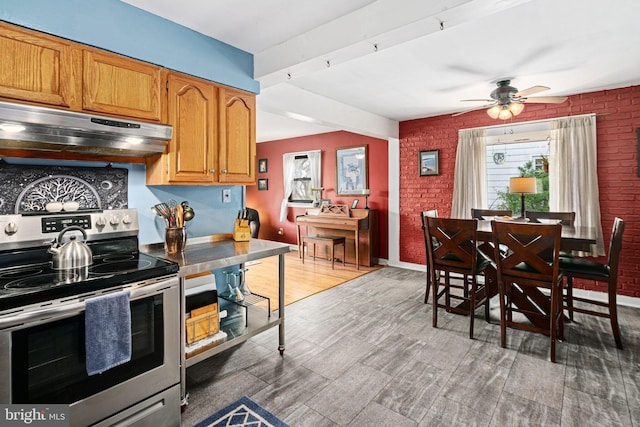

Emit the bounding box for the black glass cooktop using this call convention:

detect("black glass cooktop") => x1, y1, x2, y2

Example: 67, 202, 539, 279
0, 238, 178, 312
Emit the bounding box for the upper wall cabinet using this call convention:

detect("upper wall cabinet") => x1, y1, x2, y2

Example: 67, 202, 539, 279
218, 87, 256, 184
82, 49, 163, 121
146, 73, 218, 185
0, 22, 77, 108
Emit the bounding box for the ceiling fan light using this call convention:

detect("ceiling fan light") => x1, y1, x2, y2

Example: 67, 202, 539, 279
509, 102, 525, 116
487, 105, 501, 119
498, 107, 512, 120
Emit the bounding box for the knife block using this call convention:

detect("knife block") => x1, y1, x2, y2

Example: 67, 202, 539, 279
233, 218, 251, 241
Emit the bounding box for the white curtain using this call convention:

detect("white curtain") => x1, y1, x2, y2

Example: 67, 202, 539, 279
279, 153, 297, 222
549, 115, 604, 256
307, 150, 322, 190
279, 150, 322, 222
451, 128, 487, 218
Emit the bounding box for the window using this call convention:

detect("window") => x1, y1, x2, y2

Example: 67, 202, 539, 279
289, 155, 312, 203
280, 150, 321, 216
485, 140, 549, 211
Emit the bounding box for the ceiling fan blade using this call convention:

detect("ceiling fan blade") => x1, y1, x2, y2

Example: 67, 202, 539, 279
460, 98, 494, 102
452, 104, 495, 117
514, 85, 550, 97
523, 96, 568, 104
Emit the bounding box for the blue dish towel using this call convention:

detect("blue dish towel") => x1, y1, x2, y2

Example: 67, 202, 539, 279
85, 290, 132, 376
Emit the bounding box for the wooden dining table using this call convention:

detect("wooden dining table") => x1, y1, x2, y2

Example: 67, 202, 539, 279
474, 220, 597, 331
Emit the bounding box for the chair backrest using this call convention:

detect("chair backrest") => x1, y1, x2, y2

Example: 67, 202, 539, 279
491, 221, 562, 288
471, 208, 512, 219
526, 211, 575, 226
426, 217, 479, 273
607, 217, 625, 276
245, 207, 260, 238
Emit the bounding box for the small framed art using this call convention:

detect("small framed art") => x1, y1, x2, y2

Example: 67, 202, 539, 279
258, 178, 268, 190
258, 158, 268, 173
419, 150, 439, 176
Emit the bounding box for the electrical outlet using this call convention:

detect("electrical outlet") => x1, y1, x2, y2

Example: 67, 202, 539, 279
222, 189, 231, 203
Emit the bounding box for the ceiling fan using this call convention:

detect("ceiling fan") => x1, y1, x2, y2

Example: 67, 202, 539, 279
454, 79, 568, 119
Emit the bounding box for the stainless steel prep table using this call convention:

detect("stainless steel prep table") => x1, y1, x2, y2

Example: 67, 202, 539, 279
141, 237, 290, 406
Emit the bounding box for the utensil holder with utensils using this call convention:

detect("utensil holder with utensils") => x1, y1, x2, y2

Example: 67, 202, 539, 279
165, 227, 186, 253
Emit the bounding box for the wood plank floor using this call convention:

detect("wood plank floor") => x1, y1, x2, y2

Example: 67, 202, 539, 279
245, 250, 382, 312
183, 266, 640, 426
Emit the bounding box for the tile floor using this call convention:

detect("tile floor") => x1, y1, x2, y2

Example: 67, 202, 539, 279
181, 267, 640, 426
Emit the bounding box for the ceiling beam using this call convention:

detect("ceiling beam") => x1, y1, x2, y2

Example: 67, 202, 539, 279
257, 84, 398, 140
255, 0, 533, 89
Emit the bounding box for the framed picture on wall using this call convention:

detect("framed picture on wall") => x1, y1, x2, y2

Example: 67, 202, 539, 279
419, 150, 439, 176
336, 145, 368, 195
258, 158, 268, 173
258, 178, 268, 190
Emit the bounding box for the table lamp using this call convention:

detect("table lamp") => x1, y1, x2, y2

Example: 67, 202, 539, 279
509, 177, 537, 218
362, 189, 371, 209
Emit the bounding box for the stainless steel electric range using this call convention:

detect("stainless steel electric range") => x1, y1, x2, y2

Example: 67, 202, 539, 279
0, 208, 181, 427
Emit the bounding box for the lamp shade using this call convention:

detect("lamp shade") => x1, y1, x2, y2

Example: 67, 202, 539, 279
487, 105, 501, 119
498, 107, 513, 120
362, 188, 371, 196
509, 177, 537, 194
508, 102, 525, 116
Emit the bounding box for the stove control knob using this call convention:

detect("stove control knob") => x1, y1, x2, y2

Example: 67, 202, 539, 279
96, 216, 106, 227
110, 216, 120, 226
122, 214, 132, 225
4, 221, 17, 235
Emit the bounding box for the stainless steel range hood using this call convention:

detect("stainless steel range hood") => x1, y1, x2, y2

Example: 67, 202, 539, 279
0, 100, 172, 157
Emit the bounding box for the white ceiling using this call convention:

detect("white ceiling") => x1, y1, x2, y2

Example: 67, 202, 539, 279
123, 0, 640, 142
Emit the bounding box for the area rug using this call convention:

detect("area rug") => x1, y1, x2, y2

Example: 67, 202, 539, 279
194, 396, 288, 427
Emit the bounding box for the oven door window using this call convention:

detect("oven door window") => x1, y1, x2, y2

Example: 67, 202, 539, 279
11, 294, 164, 403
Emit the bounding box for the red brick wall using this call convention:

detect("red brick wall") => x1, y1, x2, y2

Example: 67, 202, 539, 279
247, 131, 389, 259
400, 85, 640, 297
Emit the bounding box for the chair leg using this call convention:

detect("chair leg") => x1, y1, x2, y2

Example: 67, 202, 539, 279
566, 276, 574, 321
499, 281, 507, 349
424, 265, 431, 304
432, 271, 439, 328
608, 282, 624, 349
484, 274, 491, 322
469, 278, 476, 339
445, 273, 451, 311
549, 286, 559, 363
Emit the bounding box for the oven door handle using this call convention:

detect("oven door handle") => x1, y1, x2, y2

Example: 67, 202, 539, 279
0, 277, 178, 330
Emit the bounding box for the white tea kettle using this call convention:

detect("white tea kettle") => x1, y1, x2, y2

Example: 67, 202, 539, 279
48, 226, 93, 270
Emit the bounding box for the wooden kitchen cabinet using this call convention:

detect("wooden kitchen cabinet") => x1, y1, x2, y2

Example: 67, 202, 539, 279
82, 49, 163, 121
0, 22, 78, 108
218, 87, 256, 184
146, 73, 218, 185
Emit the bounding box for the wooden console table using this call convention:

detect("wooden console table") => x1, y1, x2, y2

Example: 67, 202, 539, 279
296, 208, 377, 269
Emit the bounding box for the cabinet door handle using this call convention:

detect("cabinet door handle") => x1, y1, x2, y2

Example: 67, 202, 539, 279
209, 168, 215, 173
222, 169, 228, 174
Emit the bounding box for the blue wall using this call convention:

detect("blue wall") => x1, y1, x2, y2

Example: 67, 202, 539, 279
0, 0, 258, 93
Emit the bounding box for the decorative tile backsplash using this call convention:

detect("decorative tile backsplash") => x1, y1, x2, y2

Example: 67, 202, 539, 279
0, 162, 128, 214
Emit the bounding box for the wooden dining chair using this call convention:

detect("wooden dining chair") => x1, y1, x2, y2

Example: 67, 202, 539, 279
559, 217, 625, 349
420, 209, 439, 304
526, 211, 576, 226
471, 208, 513, 219
491, 221, 564, 362
425, 217, 490, 339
